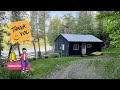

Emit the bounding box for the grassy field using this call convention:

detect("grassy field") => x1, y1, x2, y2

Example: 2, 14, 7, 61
30, 48, 120, 79
0, 48, 120, 79
30, 56, 82, 79
92, 48, 120, 79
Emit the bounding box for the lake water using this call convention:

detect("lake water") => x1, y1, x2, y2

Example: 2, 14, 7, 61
1, 46, 53, 59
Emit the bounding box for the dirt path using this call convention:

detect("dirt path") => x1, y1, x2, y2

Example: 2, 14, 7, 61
39, 55, 112, 79
45, 59, 101, 79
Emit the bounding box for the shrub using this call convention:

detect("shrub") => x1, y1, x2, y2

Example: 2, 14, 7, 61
0, 67, 29, 79
49, 53, 60, 58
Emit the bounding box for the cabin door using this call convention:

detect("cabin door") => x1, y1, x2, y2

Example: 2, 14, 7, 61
82, 43, 86, 55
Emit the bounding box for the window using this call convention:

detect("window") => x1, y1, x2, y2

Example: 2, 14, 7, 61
87, 44, 92, 48
61, 44, 65, 50
73, 44, 79, 50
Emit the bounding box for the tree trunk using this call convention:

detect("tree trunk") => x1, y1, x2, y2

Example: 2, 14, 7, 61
38, 38, 41, 58
9, 11, 21, 58
0, 41, 2, 59
36, 11, 41, 58
38, 38, 40, 52
0, 49, 1, 59
8, 44, 13, 58
43, 13, 47, 53
17, 43, 21, 56
32, 40, 37, 60
44, 30, 47, 53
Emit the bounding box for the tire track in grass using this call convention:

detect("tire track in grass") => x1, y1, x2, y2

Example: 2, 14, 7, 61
45, 59, 102, 79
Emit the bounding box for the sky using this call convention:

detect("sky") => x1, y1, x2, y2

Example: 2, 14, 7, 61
49, 11, 78, 18
49, 11, 97, 18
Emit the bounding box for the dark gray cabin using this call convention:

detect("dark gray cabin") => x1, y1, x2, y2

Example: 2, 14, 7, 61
54, 34, 103, 56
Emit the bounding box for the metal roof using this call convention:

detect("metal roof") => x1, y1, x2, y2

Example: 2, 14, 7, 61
61, 34, 103, 42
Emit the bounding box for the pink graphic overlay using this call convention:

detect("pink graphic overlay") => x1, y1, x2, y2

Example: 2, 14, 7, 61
6, 61, 31, 70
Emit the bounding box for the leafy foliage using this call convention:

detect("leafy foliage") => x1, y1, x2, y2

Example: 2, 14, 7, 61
0, 11, 5, 57
38, 11, 49, 53
76, 11, 96, 34
48, 11, 97, 46
48, 16, 64, 46
63, 13, 77, 33
0, 68, 29, 79
96, 11, 120, 47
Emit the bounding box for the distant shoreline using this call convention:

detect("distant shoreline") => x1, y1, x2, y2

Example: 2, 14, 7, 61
2, 45, 53, 54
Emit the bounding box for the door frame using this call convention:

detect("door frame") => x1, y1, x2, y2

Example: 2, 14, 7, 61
82, 43, 86, 55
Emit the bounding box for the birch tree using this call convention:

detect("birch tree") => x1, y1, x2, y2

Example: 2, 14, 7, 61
38, 11, 49, 53
30, 11, 38, 59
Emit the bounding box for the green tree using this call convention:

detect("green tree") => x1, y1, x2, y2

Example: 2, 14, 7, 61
8, 11, 20, 57
1, 25, 10, 50
76, 11, 95, 34
8, 11, 28, 57
0, 11, 5, 59
48, 16, 64, 46
0, 32, 3, 59
30, 11, 37, 59
38, 11, 49, 53
96, 11, 110, 47
96, 11, 120, 47
62, 13, 77, 34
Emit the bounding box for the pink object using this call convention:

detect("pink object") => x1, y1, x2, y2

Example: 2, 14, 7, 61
21, 53, 28, 60
6, 61, 31, 70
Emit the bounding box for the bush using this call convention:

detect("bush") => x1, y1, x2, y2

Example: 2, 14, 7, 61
49, 53, 60, 58
0, 67, 29, 79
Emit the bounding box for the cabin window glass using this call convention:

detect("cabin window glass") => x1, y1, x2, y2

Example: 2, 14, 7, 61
61, 44, 65, 50
73, 44, 79, 50
87, 44, 92, 48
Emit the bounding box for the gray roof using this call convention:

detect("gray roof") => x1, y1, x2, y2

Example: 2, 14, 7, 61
61, 34, 103, 42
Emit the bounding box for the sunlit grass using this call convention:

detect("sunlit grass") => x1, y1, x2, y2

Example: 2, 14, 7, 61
1, 48, 120, 79
30, 56, 81, 78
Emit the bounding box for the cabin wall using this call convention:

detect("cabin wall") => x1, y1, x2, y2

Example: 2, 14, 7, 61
86, 42, 102, 55
69, 42, 102, 55
69, 42, 82, 55
54, 35, 69, 55
54, 35, 103, 56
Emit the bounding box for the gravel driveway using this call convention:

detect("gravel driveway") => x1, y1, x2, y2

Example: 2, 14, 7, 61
39, 55, 111, 79
45, 59, 101, 79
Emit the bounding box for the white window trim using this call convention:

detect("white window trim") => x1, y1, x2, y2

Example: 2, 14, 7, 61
61, 44, 65, 50
73, 44, 79, 50
87, 44, 92, 48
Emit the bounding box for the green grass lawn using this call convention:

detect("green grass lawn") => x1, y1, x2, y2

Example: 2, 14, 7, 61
1, 48, 120, 79
90, 48, 120, 79
30, 48, 120, 79
30, 56, 82, 79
